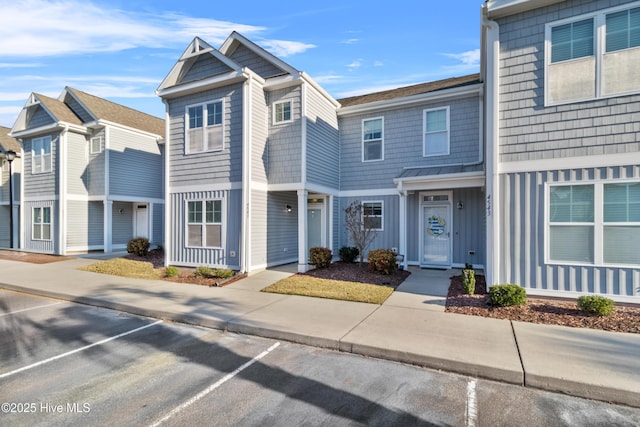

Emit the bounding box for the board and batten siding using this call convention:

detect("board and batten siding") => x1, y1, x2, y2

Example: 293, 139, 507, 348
498, 165, 639, 298
267, 87, 302, 185
66, 132, 88, 195
23, 200, 57, 254
168, 85, 243, 188
23, 133, 59, 198
88, 129, 105, 196
66, 200, 103, 249
339, 95, 481, 191
168, 189, 241, 268
228, 44, 284, 79
109, 127, 163, 198
305, 84, 339, 189
266, 191, 298, 266
496, 0, 640, 163
250, 80, 269, 184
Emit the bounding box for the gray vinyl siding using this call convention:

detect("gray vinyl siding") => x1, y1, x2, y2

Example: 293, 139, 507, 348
451, 188, 485, 267
0, 158, 20, 203
65, 96, 93, 123
0, 206, 9, 247
23, 133, 59, 198
250, 190, 267, 268
152, 202, 164, 246
266, 191, 298, 265
167, 84, 243, 187
305, 84, 339, 189
339, 95, 481, 191
23, 200, 56, 254
66, 200, 103, 249
181, 54, 233, 83
27, 105, 55, 128
66, 132, 88, 195
168, 189, 241, 268
88, 130, 105, 196
109, 127, 163, 198
497, 0, 640, 162
498, 165, 639, 298
338, 195, 400, 257
267, 87, 302, 184
250, 80, 268, 184
228, 44, 285, 79
112, 201, 133, 245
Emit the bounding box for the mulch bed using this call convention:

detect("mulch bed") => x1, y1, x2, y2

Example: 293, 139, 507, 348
0, 250, 70, 264
302, 261, 411, 288
445, 274, 640, 334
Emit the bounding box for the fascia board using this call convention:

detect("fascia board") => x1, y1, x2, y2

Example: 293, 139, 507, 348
156, 70, 247, 99
486, 0, 566, 19
220, 32, 299, 76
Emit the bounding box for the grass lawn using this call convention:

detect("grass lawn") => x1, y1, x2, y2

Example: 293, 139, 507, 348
79, 258, 162, 280
261, 275, 394, 304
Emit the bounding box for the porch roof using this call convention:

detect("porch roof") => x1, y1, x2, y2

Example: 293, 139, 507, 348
394, 163, 485, 190
396, 163, 484, 179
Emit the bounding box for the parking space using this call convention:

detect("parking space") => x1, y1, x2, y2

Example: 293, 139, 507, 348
1, 290, 639, 426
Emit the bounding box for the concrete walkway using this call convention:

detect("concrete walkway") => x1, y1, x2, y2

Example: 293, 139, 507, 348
0, 256, 638, 408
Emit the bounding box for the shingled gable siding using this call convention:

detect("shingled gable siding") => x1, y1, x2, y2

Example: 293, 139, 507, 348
228, 44, 284, 79
66, 132, 88, 196
497, 0, 640, 163
181, 54, 233, 83
339, 95, 481, 191
267, 86, 302, 185
168, 84, 243, 187
28, 105, 55, 128
306, 84, 340, 189
23, 134, 59, 198
109, 127, 162, 199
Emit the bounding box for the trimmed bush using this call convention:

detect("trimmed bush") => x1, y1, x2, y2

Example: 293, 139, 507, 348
194, 266, 214, 277
165, 266, 179, 278
367, 249, 397, 275
310, 247, 332, 268
194, 266, 235, 279
214, 268, 235, 279
462, 269, 476, 295
338, 246, 359, 263
577, 295, 615, 316
489, 284, 527, 307
127, 237, 150, 256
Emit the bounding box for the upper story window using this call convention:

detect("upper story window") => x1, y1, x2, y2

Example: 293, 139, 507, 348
186, 101, 223, 154
423, 107, 449, 157
362, 117, 383, 162
90, 136, 104, 154
546, 3, 640, 105
32, 136, 52, 174
273, 100, 292, 124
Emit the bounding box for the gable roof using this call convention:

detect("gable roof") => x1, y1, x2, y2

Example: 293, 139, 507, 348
219, 31, 299, 78
0, 126, 20, 154
64, 87, 164, 136
485, 0, 566, 19
33, 93, 84, 126
338, 74, 482, 108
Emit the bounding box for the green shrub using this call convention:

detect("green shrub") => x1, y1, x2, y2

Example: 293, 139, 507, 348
165, 266, 179, 278
310, 247, 332, 268
489, 284, 527, 307
577, 295, 615, 316
367, 249, 397, 275
462, 269, 476, 295
194, 266, 214, 277
127, 237, 150, 256
214, 268, 235, 279
194, 266, 235, 279
338, 246, 359, 263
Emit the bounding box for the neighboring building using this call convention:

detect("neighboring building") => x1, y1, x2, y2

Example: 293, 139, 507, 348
9, 88, 165, 255
157, 33, 486, 273
483, 0, 640, 301
0, 126, 21, 248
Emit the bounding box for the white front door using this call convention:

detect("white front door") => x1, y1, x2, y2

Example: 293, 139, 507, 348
134, 204, 149, 239
307, 205, 324, 249
421, 205, 451, 267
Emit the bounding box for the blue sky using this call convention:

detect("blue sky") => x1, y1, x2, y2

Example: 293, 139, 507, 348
0, 0, 484, 128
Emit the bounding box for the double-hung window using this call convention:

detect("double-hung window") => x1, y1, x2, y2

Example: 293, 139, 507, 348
186, 101, 223, 154
33, 207, 51, 241
90, 136, 104, 154
603, 183, 640, 265
273, 100, 292, 124
187, 200, 222, 248
548, 185, 594, 263
362, 118, 383, 162
32, 136, 52, 174
423, 107, 449, 157
363, 201, 383, 231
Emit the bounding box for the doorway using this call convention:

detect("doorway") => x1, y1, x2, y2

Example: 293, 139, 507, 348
134, 203, 149, 239
419, 192, 452, 268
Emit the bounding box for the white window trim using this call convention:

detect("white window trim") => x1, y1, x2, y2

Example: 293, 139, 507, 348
31, 136, 52, 174
185, 198, 225, 249
272, 99, 293, 125
544, 1, 640, 106
423, 106, 450, 157
32, 206, 52, 241
90, 136, 104, 154
185, 100, 225, 155
361, 117, 384, 163
545, 179, 640, 268
362, 200, 384, 232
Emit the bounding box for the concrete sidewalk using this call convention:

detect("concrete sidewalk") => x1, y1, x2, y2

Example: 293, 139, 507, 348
0, 256, 638, 408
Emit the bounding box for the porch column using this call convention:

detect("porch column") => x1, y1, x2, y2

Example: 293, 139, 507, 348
297, 189, 308, 273
103, 200, 112, 253
399, 190, 408, 270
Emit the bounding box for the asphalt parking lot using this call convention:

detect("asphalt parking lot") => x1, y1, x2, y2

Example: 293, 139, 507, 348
1, 290, 639, 426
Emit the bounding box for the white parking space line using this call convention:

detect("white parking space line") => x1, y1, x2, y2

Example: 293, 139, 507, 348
0, 302, 61, 317
466, 379, 478, 427
0, 320, 163, 379
150, 341, 281, 427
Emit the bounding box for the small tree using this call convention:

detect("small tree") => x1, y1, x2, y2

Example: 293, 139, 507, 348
344, 201, 378, 268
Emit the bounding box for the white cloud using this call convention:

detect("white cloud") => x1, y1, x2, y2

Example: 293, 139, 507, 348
341, 38, 359, 44
0, 63, 42, 68
443, 49, 481, 66
312, 74, 345, 84
373, 60, 384, 67
260, 39, 316, 57
347, 59, 363, 70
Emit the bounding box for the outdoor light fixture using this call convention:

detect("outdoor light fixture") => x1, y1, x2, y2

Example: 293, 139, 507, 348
286, 204, 292, 213
5, 150, 16, 249
457, 201, 464, 210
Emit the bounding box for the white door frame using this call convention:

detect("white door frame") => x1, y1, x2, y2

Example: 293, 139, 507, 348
307, 201, 325, 249
134, 202, 150, 239
419, 190, 453, 268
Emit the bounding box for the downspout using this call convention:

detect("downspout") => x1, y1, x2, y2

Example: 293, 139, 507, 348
59, 125, 69, 255
19, 144, 24, 249
162, 99, 171, 267
482, 5, 500, 287
240, 71, 252, 273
